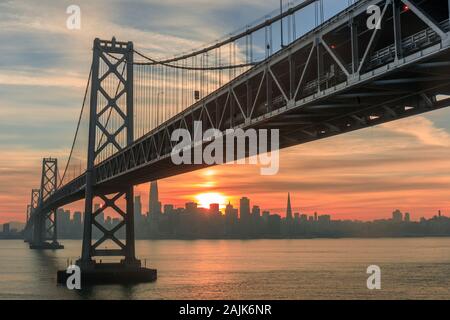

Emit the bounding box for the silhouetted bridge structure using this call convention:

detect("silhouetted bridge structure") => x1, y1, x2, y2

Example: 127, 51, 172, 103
22, 0, 450, 283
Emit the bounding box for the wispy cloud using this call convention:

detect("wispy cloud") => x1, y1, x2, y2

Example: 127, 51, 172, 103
382, 117, 450, 147
0, 68, 86, 88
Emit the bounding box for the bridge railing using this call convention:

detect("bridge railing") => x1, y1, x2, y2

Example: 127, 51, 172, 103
301, 18, 450, 100
366, 19, 450, 70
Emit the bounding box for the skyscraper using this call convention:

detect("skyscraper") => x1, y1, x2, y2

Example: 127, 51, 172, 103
392, 209, 403, 222
94, 203, 104, 225
240, 197, 250, 220
58, 208, 70, 237
134, 195, 144, 236
210, 203, 220, 215
404, 212, 410, 222
73, 211, 82, 237
73, 211, 82, 225
134, 195, 143, 222
225, 202, 238, 234
286, 192, 293, 221
252, 205, 261, 217
149, 181, 161, 216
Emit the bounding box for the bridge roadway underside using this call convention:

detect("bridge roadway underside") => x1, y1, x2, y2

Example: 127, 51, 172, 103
45, 0, 450, 211
109, 55, 450, 182
105, 66, 450, 190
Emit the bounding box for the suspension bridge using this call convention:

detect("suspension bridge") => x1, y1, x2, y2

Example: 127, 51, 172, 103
22, 0, 450, 283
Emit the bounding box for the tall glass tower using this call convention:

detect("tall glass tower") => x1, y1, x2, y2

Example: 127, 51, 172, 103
149, 181, 160, 216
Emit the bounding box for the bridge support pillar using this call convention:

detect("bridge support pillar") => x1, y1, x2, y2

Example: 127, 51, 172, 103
63, 38, 156, 285
23, 205, 31, 242
30, 158, 63, 250
64, 186, 155, 285
23, 189, 40, 243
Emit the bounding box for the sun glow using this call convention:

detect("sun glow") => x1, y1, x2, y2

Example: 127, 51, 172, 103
195, 192, 227, 209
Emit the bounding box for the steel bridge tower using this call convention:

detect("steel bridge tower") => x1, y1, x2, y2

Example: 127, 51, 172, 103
23, 189, 40, 243
67, 38, 156, 283
29, 158, 64, 249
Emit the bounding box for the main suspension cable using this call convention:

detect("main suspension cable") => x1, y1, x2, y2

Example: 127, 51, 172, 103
58, 64, 93, 188
135, 0, 318, 65
105, 50, 257, 70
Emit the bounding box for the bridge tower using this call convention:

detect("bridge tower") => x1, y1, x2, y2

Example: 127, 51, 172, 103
29, 158, 63, 249
23, 189, 40, 243
26, 205, 31, 223
71, 38, 156, 283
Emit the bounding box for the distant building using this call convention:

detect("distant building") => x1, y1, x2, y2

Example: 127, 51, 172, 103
262, 211, 270, 222
94, 203, 104, 225
164, 204, 175, 215
252, 205, 261, 217
134, 195, 145, 236
300, 214, 308, 223
73, 211, 82, 226
149, 181, 161, 216
185, 202, 198, 213
209, 203, 220, 215
404, 212, 410, 222
286, 193, 293, 221
267, 214, 281, 236
392, 209, 403, 222
134, 195, 143, 221
3, 223, 10, 234
58, 208, 71, 236
225, 202, 237, 218
225, 202, 238, 234
240, 197, 250, 221
318, 215, 331, 223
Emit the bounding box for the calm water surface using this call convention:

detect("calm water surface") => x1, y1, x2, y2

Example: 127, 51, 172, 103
0, 238, 449, 299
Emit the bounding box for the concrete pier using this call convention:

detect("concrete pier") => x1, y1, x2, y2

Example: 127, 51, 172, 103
57, 262, 157, 285
29, 242, 64, 250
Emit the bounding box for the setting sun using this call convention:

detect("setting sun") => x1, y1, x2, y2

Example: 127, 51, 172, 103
195, 192, 228, 209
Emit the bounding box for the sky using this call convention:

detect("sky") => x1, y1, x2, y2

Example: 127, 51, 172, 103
1, 0, 450, 224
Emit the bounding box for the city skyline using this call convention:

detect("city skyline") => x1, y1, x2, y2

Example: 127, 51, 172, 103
3, 187, 449, 240
3, 166, 450, 225
4, 179, 448, 228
